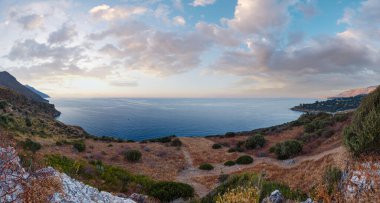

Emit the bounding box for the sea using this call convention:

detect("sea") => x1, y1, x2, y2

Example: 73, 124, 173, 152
50, 98, 316, 141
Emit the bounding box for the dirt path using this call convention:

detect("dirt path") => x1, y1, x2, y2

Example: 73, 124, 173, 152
176, 146, 345, 197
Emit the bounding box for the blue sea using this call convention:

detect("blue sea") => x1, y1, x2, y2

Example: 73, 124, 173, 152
50, 98, 315, 141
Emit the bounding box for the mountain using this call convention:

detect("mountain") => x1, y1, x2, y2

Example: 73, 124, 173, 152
25, 84, 50, 99
329, 85, 378, 99
0, 71, 47, 103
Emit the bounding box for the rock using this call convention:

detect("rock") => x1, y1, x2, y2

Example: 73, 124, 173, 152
261, 190, 283, 203
283, 159, 296, 165
129, 193, 148, 203
301, 198, 314, 203
0, 147, 136, 203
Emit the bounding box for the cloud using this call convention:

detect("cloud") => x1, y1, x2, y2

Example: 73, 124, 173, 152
191, 0, 216, 7
228, 0, 294, 34
172, 16, 186, 26
48, 23, 77, 44
16, 14, 44, 30
172, 0, 184, 11
89, 4, 147, 21
196, 22, 241, 47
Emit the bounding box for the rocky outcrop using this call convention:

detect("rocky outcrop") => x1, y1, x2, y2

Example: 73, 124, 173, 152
0, 147, 136, 203
262, 190, 284, 203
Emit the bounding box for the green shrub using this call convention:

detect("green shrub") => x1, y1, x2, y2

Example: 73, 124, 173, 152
22, 138, 42, 153
73, 141, 86, 152
171, 138, 182, 147
271, 140, 303, 160
225, 132, 236, 137
235, 155, 253, 165
148, 181, 194, 202
0, 100, 8, 109
245, 134, 266, 149
227, 148, 236, 153
56, 141, 63, 146
343, 87, 380, 155
199, 163, 214, 170
224, 161, 235, 166
212, 143, 222, 149
323, 166, 342, 194
144, 135, 175, 143
24, 117, 32, 127
124, 150, 142, 162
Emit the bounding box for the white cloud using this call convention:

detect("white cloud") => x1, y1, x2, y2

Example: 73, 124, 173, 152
191, 0, 216, 7
228, 0, 294, 34
89, 4, 147, 21
172, 16, 186, 26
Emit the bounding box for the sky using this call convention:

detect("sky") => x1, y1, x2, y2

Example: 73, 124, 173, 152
0, 0, 379, 98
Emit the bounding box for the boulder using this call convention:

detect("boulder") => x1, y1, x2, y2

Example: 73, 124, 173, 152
261, 190, 284, 203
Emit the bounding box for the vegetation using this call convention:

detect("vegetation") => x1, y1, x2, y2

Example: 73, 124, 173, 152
212, 143, 222, 149
45, 154, 194, 201
292, 95, 365, 113
201, 173, 307, 203
0, 100, 8, 109
199, 163, 214, 170
245, 134, 266, 149
21, 138, 42, 153
225, 132, 236, 137
271, 140, 303, 160
215, 186, 260, 203
143, 135, 176, 143
148, 181, 194, 202
323, 166, 342, 195
224, 160, 236, 166
123, 150, 142, 162
343, 87, 380, 155
73, 141, 86, 152
235, 155, 253, 165
171, 138, 182, 147
227, 148, 236, 153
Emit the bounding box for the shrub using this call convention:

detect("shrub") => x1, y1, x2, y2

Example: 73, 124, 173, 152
218, 174, 229, 183
171, 138, 182, 147
145, 135, 175, 143
148, 181, 194, 202
212, 143, 222, 149
215, 186, 260, 203
0, 100, 8, 109
73, 141, 86, 152
227, 148, 236, 153
323, 166, 342, 194
124, 150, 142, 162
272, 140, 303, 160
224, 160, 235, 166
235, 155, 253, 165
225, 132, 236, 137
343, 87, 380, 155
56, 141, 63, 146
201, 173, 306, 203
245, 134, 266, 149
199, 163, 214, 170
25, 117, 32, 127
22, 138, 42, 153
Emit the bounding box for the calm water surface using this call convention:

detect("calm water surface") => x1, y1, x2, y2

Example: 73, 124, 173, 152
50, 98, 315, 141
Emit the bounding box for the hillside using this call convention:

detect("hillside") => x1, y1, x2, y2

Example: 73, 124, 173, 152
25, 85, 50, 99
329, 85, 377, 99
0, 71, 47, 103
1, 79, 380, 202
291, 95, 365, 113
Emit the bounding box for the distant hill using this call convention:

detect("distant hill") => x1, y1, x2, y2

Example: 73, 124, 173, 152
292, 95, 365, 113
25, 85, 50, 99
329, 86, 378, 99
0, 71, 47, 103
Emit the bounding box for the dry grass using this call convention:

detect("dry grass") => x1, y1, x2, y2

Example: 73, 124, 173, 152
23, 176, 63, 203
215, 186, 260, 203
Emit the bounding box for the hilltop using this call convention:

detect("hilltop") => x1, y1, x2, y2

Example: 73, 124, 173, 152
0, 71, 48, 103
329, 85, 378, 99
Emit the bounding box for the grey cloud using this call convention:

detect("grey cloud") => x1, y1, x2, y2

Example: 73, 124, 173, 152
16, 14, 44, 30
48, 23, 78, 44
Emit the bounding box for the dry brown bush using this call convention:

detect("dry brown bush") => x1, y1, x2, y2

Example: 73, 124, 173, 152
23, 176, 63, 202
